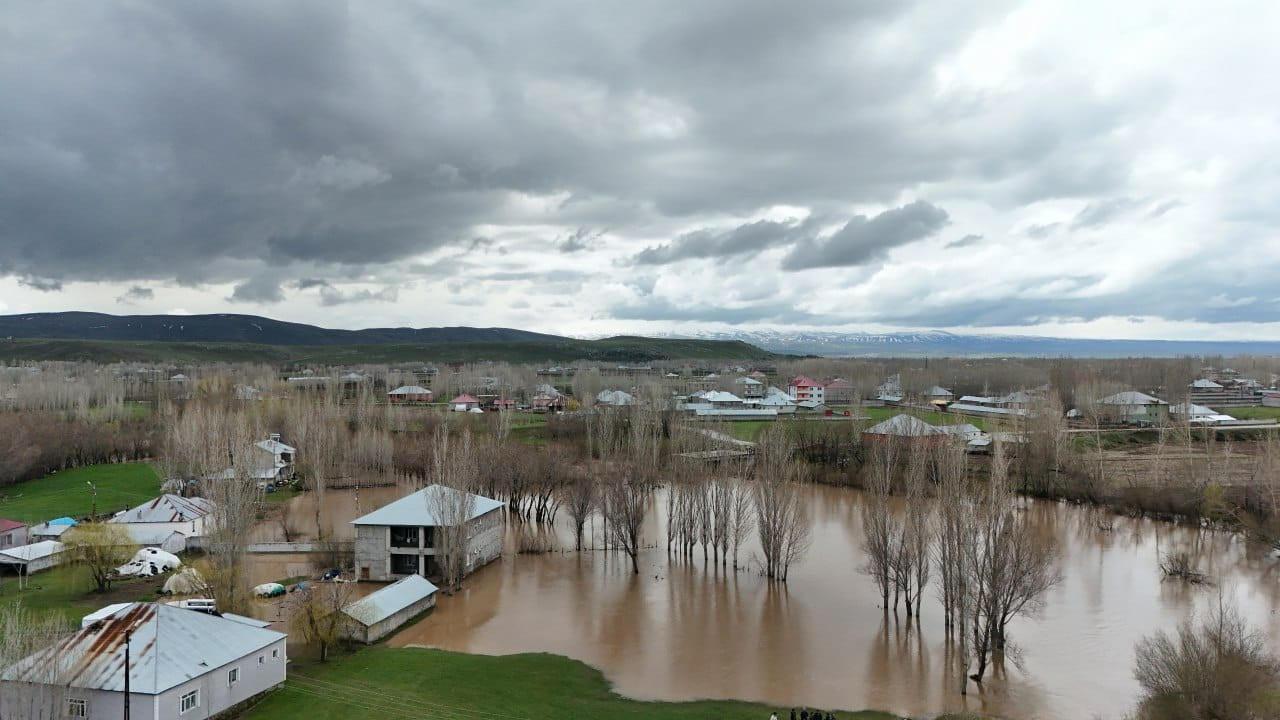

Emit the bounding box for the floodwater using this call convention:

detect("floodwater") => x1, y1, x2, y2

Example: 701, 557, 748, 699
254, 484, 1280, 719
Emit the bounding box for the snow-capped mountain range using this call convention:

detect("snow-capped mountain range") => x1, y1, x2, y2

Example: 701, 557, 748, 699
660, 329, 1280, 358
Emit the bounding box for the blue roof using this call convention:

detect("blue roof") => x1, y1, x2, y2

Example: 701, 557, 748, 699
48, 517, 78, 526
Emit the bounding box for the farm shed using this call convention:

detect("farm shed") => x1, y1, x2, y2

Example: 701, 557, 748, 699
0, 540, 66, 574
342, 574, 439, 643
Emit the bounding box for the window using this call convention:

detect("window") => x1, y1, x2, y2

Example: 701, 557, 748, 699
391, 552, 418, 575
180, 690, 199, 714
66, 698, 87, 717
258, 655, 264, 665
228, 666, 240, 686
272, 648, 279, 659
390, 526, 418, 547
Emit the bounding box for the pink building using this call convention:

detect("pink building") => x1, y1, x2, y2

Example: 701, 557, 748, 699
788, 375, 825, 404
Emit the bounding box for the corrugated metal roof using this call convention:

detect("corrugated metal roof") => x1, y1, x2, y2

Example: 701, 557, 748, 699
351, 485, 504, 527
693, 408, 778, 418
110, 495, 214, 524
342, 575, 438, 627
388, 385, 432, 395
947, 402, 1030, 417
29, 522, 72, 538
0, 518, 25, 533
1, 603, 285, 694
935, 423, 981, 436
256, 438, 296, 455
1100, 391, 1167, 406
864, 414, 942, 436
702, 391, 744, 403
0, 540, 65, 563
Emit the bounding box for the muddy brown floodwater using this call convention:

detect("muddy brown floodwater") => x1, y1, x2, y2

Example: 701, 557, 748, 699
255, 484, 1280, 719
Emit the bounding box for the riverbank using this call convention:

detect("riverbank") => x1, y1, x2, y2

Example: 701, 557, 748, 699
242, 646, 950, 720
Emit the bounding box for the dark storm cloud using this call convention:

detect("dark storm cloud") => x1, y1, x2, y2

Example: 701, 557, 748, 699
781, 201, 949, 270
946, 234, 984, 249
318, 285, 398, 306
116, 286, 155, 304
632, 219, 809, 265
0, 0, 1141, 297
17, 276, 62, 292
229, 276, 285, 304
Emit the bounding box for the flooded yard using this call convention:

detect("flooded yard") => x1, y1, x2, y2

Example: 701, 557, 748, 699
252, 484, 1280, 719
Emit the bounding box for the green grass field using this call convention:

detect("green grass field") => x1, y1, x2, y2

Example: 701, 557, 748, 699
0, 562, 167, 623
0, 462, 161, 525
246, 647, 899, 720
1225, 406, 1280, 421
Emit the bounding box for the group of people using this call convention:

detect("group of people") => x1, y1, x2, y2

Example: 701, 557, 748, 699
769, 710, 837, 720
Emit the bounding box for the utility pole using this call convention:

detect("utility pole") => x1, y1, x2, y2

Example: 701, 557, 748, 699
123, 629, 131, 720
87, 481, 98, 521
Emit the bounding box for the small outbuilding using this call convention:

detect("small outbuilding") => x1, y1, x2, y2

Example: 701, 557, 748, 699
0, 540, 66, 575
449, 393, 481, 412
861, 414, 947, 447
341, 574, 439, 644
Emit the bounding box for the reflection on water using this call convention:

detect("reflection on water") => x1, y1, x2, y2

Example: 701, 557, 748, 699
255, 484, 1280, 719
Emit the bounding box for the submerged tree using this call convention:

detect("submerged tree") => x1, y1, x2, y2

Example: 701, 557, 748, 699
1132, 598, 1280, 720
862, 438, 900, 609
602, 409, 660, 574
426, 425, 480, 591
753, 426, 811, 581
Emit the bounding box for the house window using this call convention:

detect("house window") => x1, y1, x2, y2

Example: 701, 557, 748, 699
391, 553, 418, 575
390, 526, 418, 547
228, 666, 240, 686
180, 690, 199, 714
272, 648, 279, 659
258, 655, 264, 665
66, 698, 87, 717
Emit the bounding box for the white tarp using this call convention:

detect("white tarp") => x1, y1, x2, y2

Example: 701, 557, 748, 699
116, 547, 181, 577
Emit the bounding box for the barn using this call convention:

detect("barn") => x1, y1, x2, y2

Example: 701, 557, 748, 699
341, 574, 439, 644
861, 414, 947, 447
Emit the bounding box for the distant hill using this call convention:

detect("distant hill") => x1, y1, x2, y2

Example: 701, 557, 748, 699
0, 313, 771, 363
673, 329, 1280, 358
0, 312, 562, 346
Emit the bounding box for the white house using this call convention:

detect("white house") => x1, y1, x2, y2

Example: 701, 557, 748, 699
342, 574, 439, 644
109, 494, 215, 538
0, 603, 287, 720
210, 434, 295, 485
352, 485, 504, 582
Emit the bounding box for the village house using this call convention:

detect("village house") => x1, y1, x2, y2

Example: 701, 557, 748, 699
341, 574, 439, 644
926, 386, 954, 405
0, 603, 287, 720
1098, 391, 1171, 425
0, 518, 27, 549
449, 393, 481, 411
531, 385, 566, 412
387, 385, 434, 404
861, 414, 948, 447
210, 434, 295, 486
734, 376, 765, 399
110, 494, 214, 537
823, 378, 854, 405
352, 485, 505, 582
788, 375, 825, 404
596, 389, 635, 406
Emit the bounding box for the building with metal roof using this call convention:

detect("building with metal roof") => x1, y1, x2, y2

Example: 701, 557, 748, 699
342, 574, 439, 644
1099, 391, 1170, 425
109, 495, 214, 538
388, 385, 434, 404
0, 540, 66, 574
1, 603, 286, 720
946, 402, 1030, 418
352, 485, 505, 583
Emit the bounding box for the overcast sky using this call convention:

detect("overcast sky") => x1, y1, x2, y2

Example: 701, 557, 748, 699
2, 1, 1278, 339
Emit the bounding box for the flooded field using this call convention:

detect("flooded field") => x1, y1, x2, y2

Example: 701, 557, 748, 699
252, 484, 1280, 719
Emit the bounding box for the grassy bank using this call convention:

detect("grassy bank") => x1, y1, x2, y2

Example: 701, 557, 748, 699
246, 646, 900, 720
1226, 406, 1280, 421
0, 462, 161, 525
0, 562, 166, 623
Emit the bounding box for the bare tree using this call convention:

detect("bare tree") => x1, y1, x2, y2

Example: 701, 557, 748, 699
289, 581, 356, 663
898, 439, 932, 618
862, 438, 900, 609
1133, 598, 1280, 719
602, 409, 659, 574
425, 426, 480, 591
753, 426, 811, 581
964, 445, 1062, 685
0, 603, 73, 720
561, 468, 597, 551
